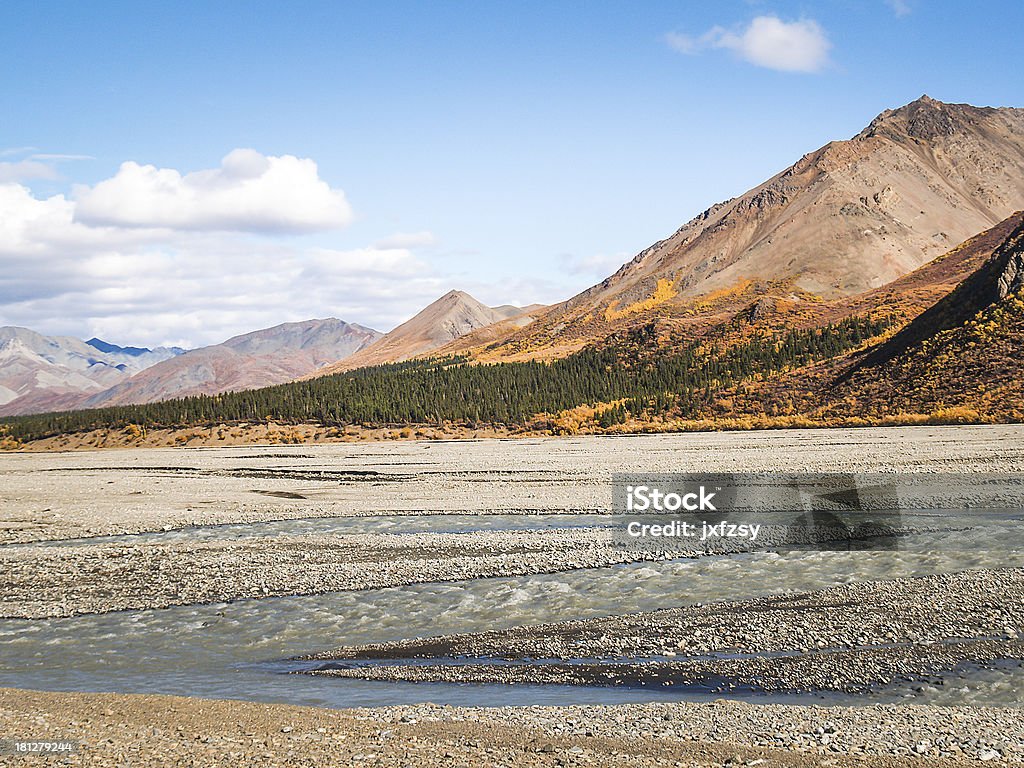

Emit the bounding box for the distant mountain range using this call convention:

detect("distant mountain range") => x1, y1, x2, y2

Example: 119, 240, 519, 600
0, 328, 183, 415
81, 318, 383, 408
4, 95, 1024, 438
0, 295, 540, 415
0, 319, 381, 415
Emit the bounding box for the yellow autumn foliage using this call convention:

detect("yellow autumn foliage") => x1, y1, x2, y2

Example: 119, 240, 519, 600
604, 278, 678, 321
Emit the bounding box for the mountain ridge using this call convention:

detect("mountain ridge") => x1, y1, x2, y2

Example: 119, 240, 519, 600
0, 327, 183, 415
438, 96, 1024, 363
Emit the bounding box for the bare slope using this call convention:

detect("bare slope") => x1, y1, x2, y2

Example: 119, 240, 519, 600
467, 96, 1024, 360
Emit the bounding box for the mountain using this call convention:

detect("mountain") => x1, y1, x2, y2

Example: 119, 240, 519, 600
84, 318, 381, 407
312, 291, 542, 375
459, 96, 1024, 361
86, 338, 185, 358
819, 214, 1024, 418
0, 328, 182, 415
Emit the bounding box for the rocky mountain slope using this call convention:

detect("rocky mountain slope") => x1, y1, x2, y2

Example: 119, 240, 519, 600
731, 210, 1024, 342
0, 328, 182, 416
451, 96, 1024, 361
313, 291, 542, 375
679, 212, 1024, 425
84, 319, 381, 407
821, 215, 1024, 419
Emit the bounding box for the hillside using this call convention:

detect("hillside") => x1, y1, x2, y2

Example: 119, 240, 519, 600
83, 319, 381, 407
820, 216, 1024, 420
447, 96, 1024, 361
717, 210, 1024, 344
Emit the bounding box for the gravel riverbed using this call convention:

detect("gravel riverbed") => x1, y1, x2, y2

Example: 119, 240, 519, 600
2, 426, 1024, 765
5, 426, 1024, 545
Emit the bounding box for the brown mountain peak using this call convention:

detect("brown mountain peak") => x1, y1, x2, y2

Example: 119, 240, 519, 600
861, 95, 995, 142
465, 97, 1024, 362
307, 290, 532, 375
433, 289, 485, 309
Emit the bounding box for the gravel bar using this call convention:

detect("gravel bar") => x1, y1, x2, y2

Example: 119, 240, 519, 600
303, 570, 1024, 695
3, 687, 1021, 766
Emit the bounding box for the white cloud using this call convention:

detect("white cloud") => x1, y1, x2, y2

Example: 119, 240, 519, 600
0, 160, 61, 183
73, 149, 353, 233
667, 16, 831, 74
0, 177, 459, 346
0, 183, 161, 260
0, 184, 81, 255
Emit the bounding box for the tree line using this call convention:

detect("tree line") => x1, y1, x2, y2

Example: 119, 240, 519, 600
0, 315, 889, 442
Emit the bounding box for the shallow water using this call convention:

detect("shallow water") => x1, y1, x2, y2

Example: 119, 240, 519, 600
1, 515, 1022, 709
6, 513, 627, 549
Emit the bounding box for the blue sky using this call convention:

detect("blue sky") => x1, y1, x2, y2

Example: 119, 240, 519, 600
1, 0, 1022, 347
